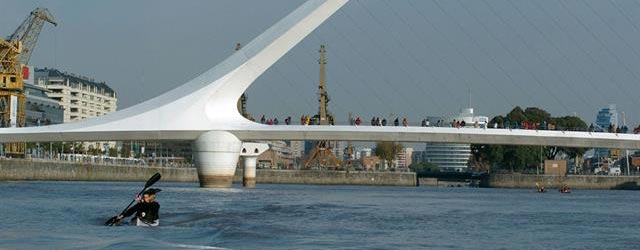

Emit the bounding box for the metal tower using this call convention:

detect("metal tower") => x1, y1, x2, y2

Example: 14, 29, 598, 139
304, 45, 341, 169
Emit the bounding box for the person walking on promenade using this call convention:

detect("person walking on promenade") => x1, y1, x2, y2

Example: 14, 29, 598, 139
381, 118, 387, 126
402, 117, 408, 127
394, 118, 399, 126
355, 117, 361, 126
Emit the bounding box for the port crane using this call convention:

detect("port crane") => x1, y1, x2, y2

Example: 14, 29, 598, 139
0, 8, 56, 157
304, 45, 341, 169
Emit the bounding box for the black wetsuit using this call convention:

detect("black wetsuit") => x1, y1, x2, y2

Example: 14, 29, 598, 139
122, 201, 160, 223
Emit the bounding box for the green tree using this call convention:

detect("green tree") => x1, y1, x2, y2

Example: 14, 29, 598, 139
548, 115, 588, 161
119, 146, 131, 158
374, 141, 403, 170
506, 106, 526, 124
86, 145, 100, 156
472, 107, 588, 172
409, 162, 440, 173
108, 147, 118, 157
523, 107, 551, 123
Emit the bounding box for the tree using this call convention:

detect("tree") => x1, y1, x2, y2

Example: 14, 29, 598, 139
374, 141, 403, 170
409, 162, 439, 173
506, 106, 526, 124
87, 145, 100, 156
546, 116, 588, 160
108, 147, 118, 157
119, 146, 131, 158
472, 107, 588, 173
523, 107, 551, 123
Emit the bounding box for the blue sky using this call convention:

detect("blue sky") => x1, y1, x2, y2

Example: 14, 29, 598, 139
3, 0, 640, 126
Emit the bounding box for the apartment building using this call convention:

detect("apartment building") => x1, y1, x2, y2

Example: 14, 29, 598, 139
34, 68, 117, 122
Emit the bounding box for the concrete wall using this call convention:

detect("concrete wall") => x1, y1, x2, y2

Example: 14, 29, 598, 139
243, 170, 416, 186
0, 159, 416, 186
0, 159, 197, 182
489, 174, 640, 190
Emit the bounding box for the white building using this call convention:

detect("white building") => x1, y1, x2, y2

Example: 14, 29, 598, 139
424, 143, 471, 172
355, 147, 372, 160
289, 140, 304, 158
34, 68, 117, 151
424, 108, 487, 172
393, 147, 413, 170
332, 141, 347, 160
34, 68, 117, 123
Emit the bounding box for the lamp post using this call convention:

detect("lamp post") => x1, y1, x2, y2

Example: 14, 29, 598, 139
36, 119, 41, 159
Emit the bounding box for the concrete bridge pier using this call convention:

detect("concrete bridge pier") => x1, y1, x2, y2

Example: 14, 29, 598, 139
193, 131, 242, 188
240, 142, 269, 188
242, 156, 257, 188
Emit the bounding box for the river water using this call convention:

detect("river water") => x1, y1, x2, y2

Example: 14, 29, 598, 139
0, 181, 638, 250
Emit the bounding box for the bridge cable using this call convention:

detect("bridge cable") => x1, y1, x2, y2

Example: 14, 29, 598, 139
467, 0, 595, 113
328, 9, 427, 120
504, 0, 608, 113
379, 0, 479, 112
306, 30, 372, 121
386, 0, 523, 110
544, 1, 640, 107
403, 0, 518, 110
310, 30, 395, 121
503, 0, 609, 108
353, 0, 447, 115
445, 0, 578, 110
335, 7, 433, 119
287, 44, 371, 121
558, 0, 640, 99
583, 0, 640, 65
474, 0, 576, 114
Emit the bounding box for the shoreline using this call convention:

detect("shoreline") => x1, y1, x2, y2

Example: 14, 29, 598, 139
0, 159, 416, 186
2, 159, 639, 189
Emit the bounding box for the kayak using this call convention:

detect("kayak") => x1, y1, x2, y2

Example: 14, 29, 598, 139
106, 217, 159, 227
135, 218, 159, 227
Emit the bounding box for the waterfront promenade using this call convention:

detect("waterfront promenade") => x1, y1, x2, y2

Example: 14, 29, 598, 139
0, 158, 416, 186
4, 158, 640, 189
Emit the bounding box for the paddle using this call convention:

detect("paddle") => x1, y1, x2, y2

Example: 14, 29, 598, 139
105, 172, 162, 226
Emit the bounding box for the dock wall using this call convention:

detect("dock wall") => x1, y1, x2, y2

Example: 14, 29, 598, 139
489, 174, 640, 190
0, 159, 416, 186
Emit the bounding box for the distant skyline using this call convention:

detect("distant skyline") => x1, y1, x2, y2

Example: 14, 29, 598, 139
3, 0, 640, 126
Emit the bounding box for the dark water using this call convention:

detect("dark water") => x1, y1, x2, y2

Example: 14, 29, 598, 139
1, 181, 638, 250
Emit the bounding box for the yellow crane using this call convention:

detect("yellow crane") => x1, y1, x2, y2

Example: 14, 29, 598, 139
0, 8, 56, 157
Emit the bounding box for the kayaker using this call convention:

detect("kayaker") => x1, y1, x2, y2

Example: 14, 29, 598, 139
116, 188, 161, 226
535, 182, 545, 193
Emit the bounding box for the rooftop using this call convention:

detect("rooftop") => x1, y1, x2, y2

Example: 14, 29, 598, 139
35, 68, 116, 97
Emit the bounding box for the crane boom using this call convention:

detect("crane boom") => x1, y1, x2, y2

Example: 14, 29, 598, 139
0, 7, 56, 157
7, 8, 57, 65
